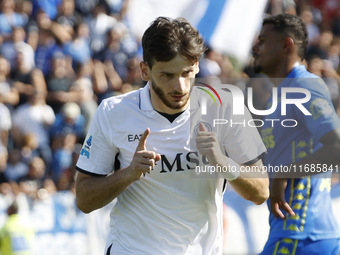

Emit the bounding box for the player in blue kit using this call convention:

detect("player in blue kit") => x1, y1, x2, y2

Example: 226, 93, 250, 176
252, 14, 340, 254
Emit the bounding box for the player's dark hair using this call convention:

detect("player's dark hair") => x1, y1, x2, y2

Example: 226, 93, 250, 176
142, 17, 206, 68
263, 14, 308, 60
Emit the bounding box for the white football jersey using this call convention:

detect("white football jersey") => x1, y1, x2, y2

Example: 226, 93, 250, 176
76, 83, 266, 255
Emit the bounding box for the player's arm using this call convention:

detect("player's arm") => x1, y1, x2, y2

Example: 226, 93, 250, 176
270, 128, 340, 219
75, 128, 161, 213
196, 124, 269, 205
228, 159, 269, 205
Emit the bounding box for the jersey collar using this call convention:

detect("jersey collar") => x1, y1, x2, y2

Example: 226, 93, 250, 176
286, 65, 306, 79
139, 83, 154, 111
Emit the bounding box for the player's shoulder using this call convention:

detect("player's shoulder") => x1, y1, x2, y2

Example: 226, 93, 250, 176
292, 69, 329, 97
99, 88, 142, 112
192, 82, 235, 104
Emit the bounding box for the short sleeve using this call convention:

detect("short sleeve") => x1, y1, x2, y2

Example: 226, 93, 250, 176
76, 103, 119, 176
222, 106, 267, 164
294, 79, 340, 142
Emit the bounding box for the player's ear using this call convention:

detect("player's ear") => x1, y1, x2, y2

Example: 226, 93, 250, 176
140, 61, 151, 81
283, 37, 295, 53
194, 61, 199, 75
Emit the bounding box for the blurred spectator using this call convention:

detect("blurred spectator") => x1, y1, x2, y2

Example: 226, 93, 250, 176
94, 25, 131, 79
0, 56, 19, 109
11, 90, 55, 168
282, 0, 296, 15
14, 0, 33, 19
13, 26, 35, 70
35, 8, 72, 45
198, 47, 222, 78
0, 0, 28, 41
267, 0, 296, 16
95, 24, 138, 78
20, 133, 41, 165
32, 0, 62, 20
307, 30, 334, 60
33, 8, 72, 74
307, 55, 340, 110
0, 88, 12, 155
328, 39, 340, 72
0, 92, 11, 171
34, 27, 61, 76
74, 0, 103, 17
50, 102, 85, 143
107, 0, 130, 20
49, 102, 84, 184
12, 38, 47, 106
92, 58, 122, 103
331, 8, 340, 36
51, 130, 77, 185
63, 21, 92, 69
18, 156, 56, 199
1, 26, 36, 76
0, 200, 35, 255
46, 51, 77, 113
3, 148, 28, 182
0, 26, 25, 71
56, 142, 81, 191
123, 56, 145, 88
85, 2, 117, 54
70, 61, 98, 132
300, 7, 321, 47
55, 0, 82, 36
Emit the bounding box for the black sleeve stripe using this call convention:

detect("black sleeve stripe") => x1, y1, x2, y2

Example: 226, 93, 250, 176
243, 152, 267, 166
222, 179, 227, 192
75, 166, 107, 177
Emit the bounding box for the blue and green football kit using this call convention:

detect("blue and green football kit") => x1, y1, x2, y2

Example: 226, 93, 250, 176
260, 65, 340, 255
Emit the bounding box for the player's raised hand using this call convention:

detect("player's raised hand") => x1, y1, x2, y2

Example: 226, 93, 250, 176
128, 128, 161, 180
136, 128, 150, 151
196, 123, 223, 166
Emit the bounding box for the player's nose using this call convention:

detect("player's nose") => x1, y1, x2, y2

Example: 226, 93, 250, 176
252, 42, 259, 57
173, 77, 186, 93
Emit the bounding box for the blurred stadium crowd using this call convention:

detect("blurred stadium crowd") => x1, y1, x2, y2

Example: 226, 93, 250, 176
0, 0, 340, 254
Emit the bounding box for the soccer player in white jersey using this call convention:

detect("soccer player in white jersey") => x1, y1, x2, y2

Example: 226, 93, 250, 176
75, 17, 269, 254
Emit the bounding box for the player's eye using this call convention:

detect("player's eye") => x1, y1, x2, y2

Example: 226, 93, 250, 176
257, 37, 265, 44
161, 73, 174, 78
182, 71, 191, 77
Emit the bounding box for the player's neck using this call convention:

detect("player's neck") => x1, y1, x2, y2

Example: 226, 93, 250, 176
267, 60, 300, 85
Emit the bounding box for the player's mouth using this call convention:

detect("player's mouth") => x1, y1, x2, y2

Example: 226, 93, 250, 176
252, 52, 259, 59
170, 94, 187, 101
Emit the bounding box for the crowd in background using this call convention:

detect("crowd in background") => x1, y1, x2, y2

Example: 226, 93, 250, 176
0, 0, 340, 249
0, 0, 144, 200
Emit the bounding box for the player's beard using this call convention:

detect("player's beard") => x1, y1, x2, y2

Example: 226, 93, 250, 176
253, 63, 262, 73
150, 78, 191, 110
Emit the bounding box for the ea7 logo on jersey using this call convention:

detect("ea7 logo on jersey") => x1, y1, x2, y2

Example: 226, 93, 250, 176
128, 134, 142, 142
80, 135, 93, 159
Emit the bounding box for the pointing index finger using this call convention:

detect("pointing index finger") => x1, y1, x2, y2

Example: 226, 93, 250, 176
136, 128, 150, 151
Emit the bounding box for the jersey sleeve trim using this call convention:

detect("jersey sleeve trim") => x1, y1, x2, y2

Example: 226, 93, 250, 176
243, 152, 267, 165
75, 166, 107, 177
